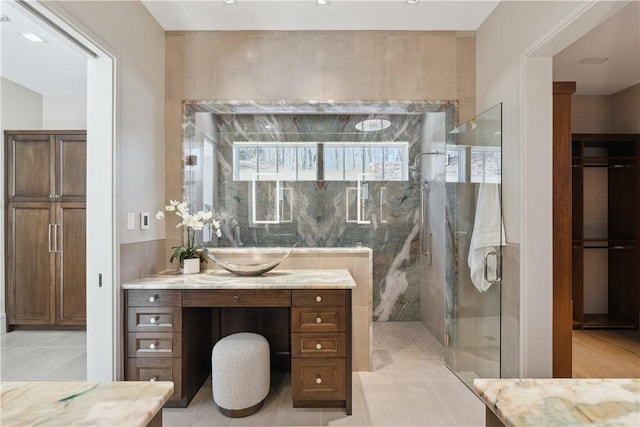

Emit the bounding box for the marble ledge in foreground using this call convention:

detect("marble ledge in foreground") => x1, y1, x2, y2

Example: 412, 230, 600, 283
473, 378, 640, 427
1, 381, 173, 427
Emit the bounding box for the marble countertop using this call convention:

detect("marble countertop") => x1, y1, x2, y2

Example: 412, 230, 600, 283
122, 269, 356, 289
206, 247, 372, 254
473, 378, 640, 426
1, 381, 173, 426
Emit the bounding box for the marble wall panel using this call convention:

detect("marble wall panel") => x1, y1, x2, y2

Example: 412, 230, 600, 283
183, 101, 455, 322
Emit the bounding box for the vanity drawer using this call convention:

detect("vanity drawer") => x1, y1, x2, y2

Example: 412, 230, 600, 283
127, 332, 182, 358
291, 307, 345, 332
127, 289, 182, 307
126, 357, 182, 401
127, 307, 182, 332
292, 332, 346, 357
182, 289, 291, 307
292, 290, 346, 307
292, 358, 346, 401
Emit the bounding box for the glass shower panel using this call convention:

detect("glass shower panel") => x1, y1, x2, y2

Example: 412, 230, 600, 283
445, 104, 503, 387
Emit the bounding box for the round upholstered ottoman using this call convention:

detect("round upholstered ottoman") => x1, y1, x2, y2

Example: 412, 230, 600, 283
211, 332, 270, 417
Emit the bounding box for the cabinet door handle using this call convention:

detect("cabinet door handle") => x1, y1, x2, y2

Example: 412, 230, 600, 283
48, 224, 52, 253
53, 224, 59, 253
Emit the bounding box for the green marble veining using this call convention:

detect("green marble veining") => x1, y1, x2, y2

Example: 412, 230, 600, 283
474, 378, 640, 427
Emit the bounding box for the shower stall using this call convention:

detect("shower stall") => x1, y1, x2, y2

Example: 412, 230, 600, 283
444, 104, 503, 386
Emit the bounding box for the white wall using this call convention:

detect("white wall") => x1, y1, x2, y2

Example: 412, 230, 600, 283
477, 0, 628, 377
42, 94, 87, 129
51, 0, 166, 246
1, 77, 43, 129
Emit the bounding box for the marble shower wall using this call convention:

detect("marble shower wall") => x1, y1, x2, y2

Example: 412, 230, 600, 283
184, 101, 455, 321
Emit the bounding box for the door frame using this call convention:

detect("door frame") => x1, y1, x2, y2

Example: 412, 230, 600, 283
21, 0, 118, 381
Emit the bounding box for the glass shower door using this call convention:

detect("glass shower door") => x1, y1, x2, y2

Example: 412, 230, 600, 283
444, 104, 503, 387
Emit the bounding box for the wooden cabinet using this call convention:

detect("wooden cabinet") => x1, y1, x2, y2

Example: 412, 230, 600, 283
291, 289, 351, 413
571, 134, 640, 329
124, 285, 352, 413
125, 289, 210, 407
5, 131, 86, 328
6, 131, 86, 202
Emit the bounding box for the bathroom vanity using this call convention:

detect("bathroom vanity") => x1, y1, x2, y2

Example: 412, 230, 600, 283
122, 269, 355, 414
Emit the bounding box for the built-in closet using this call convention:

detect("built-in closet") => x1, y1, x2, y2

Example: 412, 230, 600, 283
571, 133, 640, 329
5, 130, 86, 328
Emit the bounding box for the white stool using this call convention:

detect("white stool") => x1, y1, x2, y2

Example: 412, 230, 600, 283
211, 332, 270, 417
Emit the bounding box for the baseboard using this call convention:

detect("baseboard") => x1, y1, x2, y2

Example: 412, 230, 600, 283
0, 313, 6, 335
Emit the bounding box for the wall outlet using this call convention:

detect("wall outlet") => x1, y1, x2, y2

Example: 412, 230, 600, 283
140, 212, 150, 229
127, 213, 135, 230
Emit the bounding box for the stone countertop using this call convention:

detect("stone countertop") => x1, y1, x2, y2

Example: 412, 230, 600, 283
0, 381, 173, 427
206, 247, 372, 254
473, 378, 640, 427
122, 269, 356, 290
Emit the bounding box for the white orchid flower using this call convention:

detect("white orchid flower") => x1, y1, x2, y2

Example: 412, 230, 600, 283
165, 205, 175, 211
156, 211, 165, 220
216, 229, 222, 237
177, 202, 188, 214
170, 200, 179, 206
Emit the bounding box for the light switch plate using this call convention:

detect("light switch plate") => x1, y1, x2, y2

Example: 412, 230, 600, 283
140, 212, 150, 229
127, 213, 135, 230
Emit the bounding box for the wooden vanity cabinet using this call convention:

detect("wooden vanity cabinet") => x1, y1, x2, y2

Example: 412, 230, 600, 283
125, 289, 211, 407
291, 289, 351, 414
123, 284, 352, 413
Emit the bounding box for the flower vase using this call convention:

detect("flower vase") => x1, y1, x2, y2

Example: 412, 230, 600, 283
181, 258, 200, 274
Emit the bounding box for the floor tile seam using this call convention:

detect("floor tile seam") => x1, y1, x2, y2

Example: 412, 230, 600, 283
423, 381, 462, 426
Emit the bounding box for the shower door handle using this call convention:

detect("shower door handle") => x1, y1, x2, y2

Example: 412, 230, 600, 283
483, 250, 502, 285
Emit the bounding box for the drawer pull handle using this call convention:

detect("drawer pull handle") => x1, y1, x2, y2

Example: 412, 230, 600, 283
315, 295, 322, 302
150, 376, 157, 382
149, 295, 159, 303
316, 343, 322, 350
149, 316, 159, 324
232, 295, 239, 303
315, 376, 322, 384
149, 343, 156, 350
315, 317, 322, 324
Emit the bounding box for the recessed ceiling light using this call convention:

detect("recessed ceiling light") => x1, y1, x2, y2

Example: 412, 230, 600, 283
317, 0, 328, 5
223, 0, 236, 4
20, 33, 46, 43
0, 15, 10, 23
407, 0, 419, 4
356, 119, 391, 132
579, 57, 609, 64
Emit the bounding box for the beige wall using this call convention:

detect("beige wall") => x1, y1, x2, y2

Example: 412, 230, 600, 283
165, 31, 476, 258
573, 83, 640, 134
611, 83, 640, 133
572, 95, 612, 133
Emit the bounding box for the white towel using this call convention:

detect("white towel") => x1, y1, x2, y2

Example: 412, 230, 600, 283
467, 183, 506, 292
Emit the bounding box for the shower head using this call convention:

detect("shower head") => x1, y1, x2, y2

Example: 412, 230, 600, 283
410, 151, 442, 169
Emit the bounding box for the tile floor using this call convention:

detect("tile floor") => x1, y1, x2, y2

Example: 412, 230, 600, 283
0, 322, 485, 426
